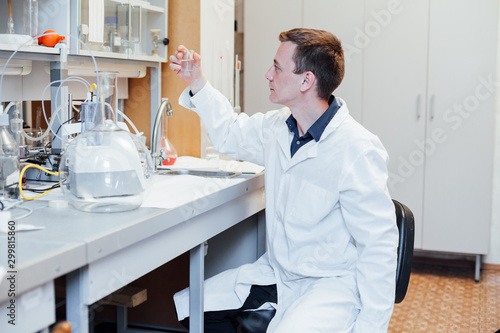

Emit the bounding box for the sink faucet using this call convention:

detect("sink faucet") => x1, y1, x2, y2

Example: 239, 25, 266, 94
151, 98, 173, 169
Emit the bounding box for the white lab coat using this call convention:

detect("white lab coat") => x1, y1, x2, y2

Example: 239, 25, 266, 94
174, 82, 398, 332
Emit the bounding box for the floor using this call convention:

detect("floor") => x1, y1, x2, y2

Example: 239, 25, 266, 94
389, 261, 500, 333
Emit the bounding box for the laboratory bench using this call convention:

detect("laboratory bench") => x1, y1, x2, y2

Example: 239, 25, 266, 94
0, 171, 266, 333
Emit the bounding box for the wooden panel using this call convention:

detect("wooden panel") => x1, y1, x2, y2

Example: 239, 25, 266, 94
124, 69, 152, 144
124, 0, 201, 157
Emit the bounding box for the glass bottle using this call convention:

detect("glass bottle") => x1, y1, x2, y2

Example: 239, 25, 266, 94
24, 0, 38, 42
0, 113, 20, 200
156, 114, 177, 166
104, 17, 119, 52
10, 103, 27, 158
59, 120, 154, 213
98, 71, 118, 123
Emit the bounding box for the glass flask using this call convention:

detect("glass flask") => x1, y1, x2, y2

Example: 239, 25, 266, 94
24, 0, 38, 41
0, 114, 20, 200
155, 113, 177, 166
59, 120, 154, 213
98, 71, 118, 120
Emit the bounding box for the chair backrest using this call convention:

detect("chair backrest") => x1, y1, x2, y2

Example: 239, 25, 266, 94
393, 199, 415, 303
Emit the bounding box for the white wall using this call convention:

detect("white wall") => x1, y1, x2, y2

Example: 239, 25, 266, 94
485, 7, 500, 265
200, 0, 235, 157
243, 0, 302, 115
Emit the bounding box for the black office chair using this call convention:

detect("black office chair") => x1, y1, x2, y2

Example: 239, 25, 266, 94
231, 199, 415, 332
393, 199, 415, 303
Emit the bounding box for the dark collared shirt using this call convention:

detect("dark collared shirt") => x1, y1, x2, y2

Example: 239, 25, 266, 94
285, 95, 340, 157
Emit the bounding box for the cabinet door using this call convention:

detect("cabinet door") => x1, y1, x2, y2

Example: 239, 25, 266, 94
422, 0, 497, 254
362, 0, 430, 249
73, 0, 167, 61
303, 0, 364, 122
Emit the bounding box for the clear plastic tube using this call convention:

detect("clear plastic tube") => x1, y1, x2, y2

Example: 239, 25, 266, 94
0, 33, 144, 153
44, 76, 91, 134
21, 104, 64, 142
105, 103, 141, 136
0, 32, 100, 114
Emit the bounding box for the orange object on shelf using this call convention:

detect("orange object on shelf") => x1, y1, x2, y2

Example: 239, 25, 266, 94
51, 321, 71, 333
39, 30, 65, 47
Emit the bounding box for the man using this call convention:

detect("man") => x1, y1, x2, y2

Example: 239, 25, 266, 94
169, 28, 398, 332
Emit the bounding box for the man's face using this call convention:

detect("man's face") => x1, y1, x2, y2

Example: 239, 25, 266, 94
265, 42, 303, 106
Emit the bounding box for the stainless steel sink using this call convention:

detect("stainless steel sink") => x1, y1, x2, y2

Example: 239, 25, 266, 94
158, 169, 242, 178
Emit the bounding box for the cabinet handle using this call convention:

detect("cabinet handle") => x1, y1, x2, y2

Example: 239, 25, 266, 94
416, 95, 422, 120
429, 95, 435, 121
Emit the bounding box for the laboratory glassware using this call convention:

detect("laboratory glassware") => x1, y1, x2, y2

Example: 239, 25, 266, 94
181, 49, 194, 71
80, 101, 98, 133
206, 146, 220, 170
104, 17, 122, 53
7, 0, 15, 34
152, 99, 177, 167
116, 3, 129, 54
59, 119, 154, 213
24, 0, 38, 42
98, 71, 118, 123
10, 102, 27, 157
0, 113, 19, 200
131, 6, 142, 55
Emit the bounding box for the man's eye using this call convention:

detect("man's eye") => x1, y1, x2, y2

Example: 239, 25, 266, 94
274, 65, 280, 71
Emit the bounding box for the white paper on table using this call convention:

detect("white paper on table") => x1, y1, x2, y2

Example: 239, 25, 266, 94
141, 174, 245, 209
0, 211, 45, 233
163, 156, 265, 174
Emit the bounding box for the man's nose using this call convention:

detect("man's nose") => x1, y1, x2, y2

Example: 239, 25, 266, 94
265, 67, 273, 81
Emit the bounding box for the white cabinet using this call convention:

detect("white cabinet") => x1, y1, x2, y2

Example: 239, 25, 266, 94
362, 0, 430, 249
0, 1, 167, 102
0, 0, 168, 61
362, 0, 497, 255
245, 0, 498, 257
0, 0, 167, 154
73, 0, 168, 61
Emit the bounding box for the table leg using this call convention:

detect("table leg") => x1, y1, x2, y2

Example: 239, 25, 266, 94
67, 268, 90, 333
475, 254, 481, 283
189, 243, 205, 333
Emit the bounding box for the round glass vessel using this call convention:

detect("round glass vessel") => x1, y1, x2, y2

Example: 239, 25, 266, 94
59, 120, 153, 213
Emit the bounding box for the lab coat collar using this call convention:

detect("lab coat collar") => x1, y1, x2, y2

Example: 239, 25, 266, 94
276, 97, 350, 170
320, 97, 349, 140
283, 97, 349, 170
288, 140, 318, 168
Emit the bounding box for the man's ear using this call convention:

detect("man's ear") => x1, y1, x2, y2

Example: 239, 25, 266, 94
300, 71, 315, 92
